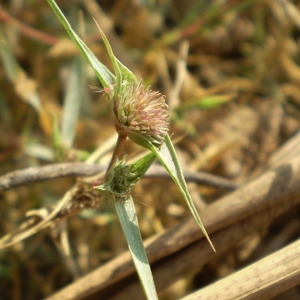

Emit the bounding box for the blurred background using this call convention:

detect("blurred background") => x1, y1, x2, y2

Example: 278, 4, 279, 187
1, 0, 300, 299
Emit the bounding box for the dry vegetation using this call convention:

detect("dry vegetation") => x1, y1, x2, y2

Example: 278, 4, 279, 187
1, 0, 300, 299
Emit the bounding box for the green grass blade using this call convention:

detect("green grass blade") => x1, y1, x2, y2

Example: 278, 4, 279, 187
181, 94, 233, 110
47, 0, 115, 87
115, 196, 158, 300
149, 134, 215, 251
0, 29, 42, 113
61, 57, 83, 147
0, 29, 23, 81
94, 152, 157, 299
93, 20, 137, 90
93, 20, 122, 87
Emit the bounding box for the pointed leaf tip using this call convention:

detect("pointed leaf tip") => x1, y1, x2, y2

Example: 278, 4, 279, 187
150, 134, 216, 252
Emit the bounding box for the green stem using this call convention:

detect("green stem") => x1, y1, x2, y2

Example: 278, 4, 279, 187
104, 134, 127, 180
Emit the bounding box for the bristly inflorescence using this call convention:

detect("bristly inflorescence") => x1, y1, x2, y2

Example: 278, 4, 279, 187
110, 160, 139, 196
109, 80, 170, 148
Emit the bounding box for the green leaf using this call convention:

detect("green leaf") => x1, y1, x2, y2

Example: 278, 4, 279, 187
0, 29, 42, 113
0, 29, 23, 81
61, 57, 84, 147
148, 134, 215, 251
181, 94, 233, 110
93, 20, 137, 93
94, 153, 158, 299
115, 196, 158, 300
47, 0, 115, 87
127, 152, 156, 180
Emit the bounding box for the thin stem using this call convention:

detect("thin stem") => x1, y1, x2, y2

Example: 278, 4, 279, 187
104, 134, 127, 180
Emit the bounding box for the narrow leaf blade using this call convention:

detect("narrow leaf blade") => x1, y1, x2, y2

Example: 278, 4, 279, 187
61, 57, 83, 147
115, 197, 158, 300
93, 20, 136, 87
47, 0, 115, 87
149, 134, 215, 251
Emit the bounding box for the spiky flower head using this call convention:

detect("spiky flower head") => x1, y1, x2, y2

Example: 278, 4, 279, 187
109, 80, 170, 149
95, 159, 135, 200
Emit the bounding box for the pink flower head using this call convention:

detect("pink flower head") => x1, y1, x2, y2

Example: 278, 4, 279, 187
110, 81, 170, 148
